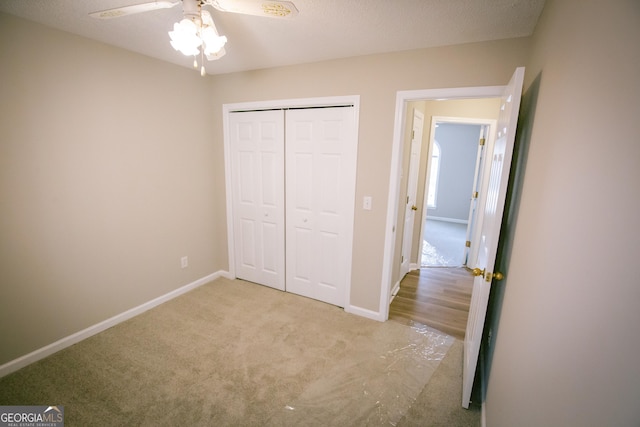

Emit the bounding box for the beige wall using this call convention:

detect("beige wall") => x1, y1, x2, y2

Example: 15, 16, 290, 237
484, 0, 640, 425
210, 41, 530, 312
0, 14, 222, 365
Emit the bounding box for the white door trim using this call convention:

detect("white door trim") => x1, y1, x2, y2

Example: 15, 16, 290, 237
380, 86, 504, 321
223, 95, 360, 309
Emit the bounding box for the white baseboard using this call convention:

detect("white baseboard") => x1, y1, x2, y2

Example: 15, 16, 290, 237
345, 304, 384, 322
427, 216, 468, 224
481, 401, 487, 427
0, 270, 228, 378
389, 280, 400, 303
218, 270, 234, 280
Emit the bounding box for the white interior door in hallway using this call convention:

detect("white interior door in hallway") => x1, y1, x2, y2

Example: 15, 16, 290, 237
400, 109, 424, 277
228, 105, 358, 308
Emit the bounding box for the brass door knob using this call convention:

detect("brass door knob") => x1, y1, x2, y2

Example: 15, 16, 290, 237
472, 268, 485, 277
411, 205, 418, 211
472, 268, 504, 281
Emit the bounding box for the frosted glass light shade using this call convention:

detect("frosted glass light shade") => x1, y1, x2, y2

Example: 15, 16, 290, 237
168, 18, 202, 56
201, 27, 227, 56
168, 13, 227, 63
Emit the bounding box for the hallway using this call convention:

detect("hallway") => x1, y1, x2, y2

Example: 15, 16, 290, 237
422, 219, 468, 267
389, 267, 473, 339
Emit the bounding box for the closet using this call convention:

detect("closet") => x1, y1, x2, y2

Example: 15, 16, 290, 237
227, 103, 358, 308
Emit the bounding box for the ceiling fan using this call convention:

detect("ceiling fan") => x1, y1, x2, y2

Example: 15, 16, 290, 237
90, 0, 299, 74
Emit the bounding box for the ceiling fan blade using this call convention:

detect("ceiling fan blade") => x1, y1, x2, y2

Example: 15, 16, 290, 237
89, 1, 180, 19
208, 0, 298, 19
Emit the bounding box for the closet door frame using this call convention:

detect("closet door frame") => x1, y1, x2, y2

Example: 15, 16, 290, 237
222, 95, 360, 310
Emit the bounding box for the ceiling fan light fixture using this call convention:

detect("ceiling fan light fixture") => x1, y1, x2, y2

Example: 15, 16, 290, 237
168, 18, 203, 56
89, 0, 299, 74
168, 8, 227, 71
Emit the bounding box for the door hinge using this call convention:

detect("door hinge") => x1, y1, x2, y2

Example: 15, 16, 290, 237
406, 196, 409, 204
479, 138, 486, 146
411, 130, 415, 139
465, 240, 471, 247
472, 191, 478, 199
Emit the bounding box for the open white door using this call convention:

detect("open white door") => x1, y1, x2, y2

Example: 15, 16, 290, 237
400, 109, 425, 277
462, 67, 525, 408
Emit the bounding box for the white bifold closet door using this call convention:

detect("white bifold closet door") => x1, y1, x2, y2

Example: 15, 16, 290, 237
229, 106, 357, 308
229, 110, 286, 291
285, 107, 357, 307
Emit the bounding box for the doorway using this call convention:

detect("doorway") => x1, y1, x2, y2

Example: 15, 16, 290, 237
420, 118, 496, 268
380, 89, 503, 320
382, 67, 526, 410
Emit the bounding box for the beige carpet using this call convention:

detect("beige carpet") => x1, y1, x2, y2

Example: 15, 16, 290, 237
0, 277, 480, 426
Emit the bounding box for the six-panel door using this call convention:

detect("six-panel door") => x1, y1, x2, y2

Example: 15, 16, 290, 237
229, 110, 286, 290
229, 107, 357, 307
285, 107, 357, 307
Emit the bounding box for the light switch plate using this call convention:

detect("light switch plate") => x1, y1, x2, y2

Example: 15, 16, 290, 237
363, 196, 372, 210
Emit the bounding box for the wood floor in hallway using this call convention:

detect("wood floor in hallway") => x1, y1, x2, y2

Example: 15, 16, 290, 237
389, 267, 473, 340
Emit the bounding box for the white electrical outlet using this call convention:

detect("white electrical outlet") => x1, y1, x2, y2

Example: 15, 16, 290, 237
181, 256, 188, 269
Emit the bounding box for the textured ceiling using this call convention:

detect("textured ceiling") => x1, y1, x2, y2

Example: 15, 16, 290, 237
0, 0, 545, 75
